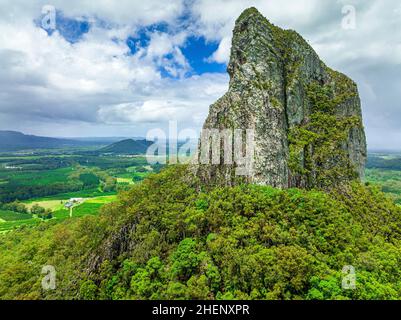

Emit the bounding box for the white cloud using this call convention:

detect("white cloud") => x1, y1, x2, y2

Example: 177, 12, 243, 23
0, 0, 400, 150
97, 73, 229, 127
207, 36, 231, 64
0, 5, 193, 130
98, 100, 193, 124
141, 31, 190, 77
0, 0, 185, 26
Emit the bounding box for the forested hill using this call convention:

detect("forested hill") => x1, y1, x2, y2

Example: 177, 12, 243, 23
1, 165, 401, 299
99, 139, 153, 155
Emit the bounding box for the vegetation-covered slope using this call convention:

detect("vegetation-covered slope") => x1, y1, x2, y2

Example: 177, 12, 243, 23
1, 165, 401, 300
99, 139, 152, 155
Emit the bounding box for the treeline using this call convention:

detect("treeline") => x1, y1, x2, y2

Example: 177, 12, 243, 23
1, 155, 150, 172
30, 204, 53, 220
0, 201, 29, 214
0, 182, 82, 203
367, 155, 401, 170
71, 167, 117, 193
0, 201, 52, 219
1, 157, 78, 171
74, 156, 149, 170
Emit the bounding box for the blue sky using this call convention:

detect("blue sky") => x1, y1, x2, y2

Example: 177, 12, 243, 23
47, 10, 226, 77
52, 11, 91, 43
0, 0, 401, 150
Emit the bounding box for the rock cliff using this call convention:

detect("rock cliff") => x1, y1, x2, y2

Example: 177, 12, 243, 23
195, 7, 367, 189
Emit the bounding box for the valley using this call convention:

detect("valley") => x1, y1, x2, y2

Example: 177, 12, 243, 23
0, 142, 162, 232
365, 152, 401, 205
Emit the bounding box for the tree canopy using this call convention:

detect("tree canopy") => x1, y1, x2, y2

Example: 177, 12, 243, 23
1, 165, 401, 300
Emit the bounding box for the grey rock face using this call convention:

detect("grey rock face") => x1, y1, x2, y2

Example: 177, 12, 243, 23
195, 7, 367, 189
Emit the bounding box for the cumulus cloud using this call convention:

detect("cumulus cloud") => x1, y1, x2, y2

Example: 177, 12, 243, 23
0, 0, 400, 150
207, 36, 231, 64
98, 100, 193, 124
0, 1, 196, 135
0, 0, 185, 25
98, 73, 228, 126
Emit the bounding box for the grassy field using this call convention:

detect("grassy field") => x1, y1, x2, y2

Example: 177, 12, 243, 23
116, 177, 134, 184
115, 167, 153, 184
25, 199, 65, 211
0, 195, 117, 232
28, 188, 116, 201
23, 195, 116, 210
55, 203, 105, 220
46, 196, 117, 220
0, 210, 32, 221
0, 150, 157, 232
0, 218, 40, 232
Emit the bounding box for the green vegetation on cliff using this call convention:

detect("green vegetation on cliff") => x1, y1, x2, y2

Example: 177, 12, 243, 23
1, 165, 401, 300
288, 81, 362, 189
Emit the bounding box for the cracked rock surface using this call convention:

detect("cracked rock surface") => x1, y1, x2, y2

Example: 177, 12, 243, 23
195, 7, 367, 189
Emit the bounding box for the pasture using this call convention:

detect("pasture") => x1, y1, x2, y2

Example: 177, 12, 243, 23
0, 195, 117, 232
0, 150, 156, 233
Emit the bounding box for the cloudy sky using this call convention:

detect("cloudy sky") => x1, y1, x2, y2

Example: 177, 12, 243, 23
0, 0, 400, 150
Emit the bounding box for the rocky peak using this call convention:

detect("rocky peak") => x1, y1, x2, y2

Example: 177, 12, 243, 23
195, 7, 367, 189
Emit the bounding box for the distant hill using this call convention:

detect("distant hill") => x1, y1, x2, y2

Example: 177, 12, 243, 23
99, 139, 152, 155
70, 137, 132, 143
0, 131, 96, 152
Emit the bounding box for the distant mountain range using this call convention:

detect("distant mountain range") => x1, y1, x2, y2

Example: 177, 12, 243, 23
0, 131, 93, 151
0, 131, 149, 152
99, 139, 153, 155
0, 130, 198, 155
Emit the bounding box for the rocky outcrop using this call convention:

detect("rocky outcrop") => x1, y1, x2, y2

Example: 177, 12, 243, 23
195, 7, 367, 189
86, 221, 137, 275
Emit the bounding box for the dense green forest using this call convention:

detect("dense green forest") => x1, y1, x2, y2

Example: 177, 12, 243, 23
1, 165, 401, 300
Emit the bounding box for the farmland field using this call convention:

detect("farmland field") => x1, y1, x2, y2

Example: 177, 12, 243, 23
0, 210, 32, 221
25, 199, 65, 211
0, 148, 160, 232
47, 196, 117, 220
365, 152, 401, 205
